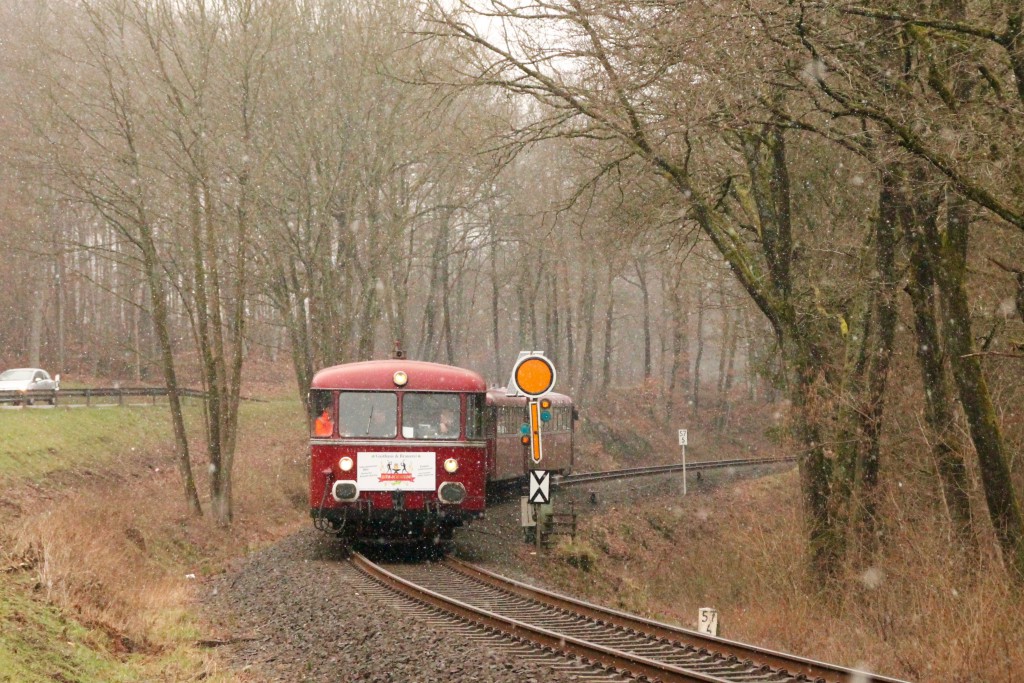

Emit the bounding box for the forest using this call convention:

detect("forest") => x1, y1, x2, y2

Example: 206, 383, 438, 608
0, 0, 1022, 586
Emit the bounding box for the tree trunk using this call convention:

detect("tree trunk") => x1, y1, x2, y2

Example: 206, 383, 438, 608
637, 260, 652, 381
132, 283, 142, 382
742, 308, 756, 401
787, 340, 840, 576
853, 168, 900, 539
548, 269, 560, 367
600, 267, 615, 392
901, 190, 974, 541
664, 271, 689, 420
420, 218, 449, 361
693, 288, 706, 414
56, 248, 66, 374
563, 262, 576, 390
716, 304, 729, 396
143, 232, 202, 517
576, 263, 598, 403
491, 224, 502, 381
29, 284, 44, 368
935, 195, 1024, 579
516, 269, 529, 350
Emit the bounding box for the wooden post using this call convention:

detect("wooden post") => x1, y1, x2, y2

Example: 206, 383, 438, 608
535, 503, 542, 550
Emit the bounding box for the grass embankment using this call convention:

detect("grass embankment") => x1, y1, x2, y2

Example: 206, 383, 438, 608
0, 407, 174, 479
0, 400, 308, 682
535, 470, 1024, 682
0, 574, 139, 683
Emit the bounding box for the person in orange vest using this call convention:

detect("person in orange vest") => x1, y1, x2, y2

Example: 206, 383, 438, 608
314, 409, 333, 437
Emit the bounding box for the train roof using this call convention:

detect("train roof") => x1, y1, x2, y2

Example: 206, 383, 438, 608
311, 360, 487, 392
486, 388, 573, 406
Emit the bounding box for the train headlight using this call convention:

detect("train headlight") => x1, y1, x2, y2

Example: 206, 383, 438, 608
443, 458, 459, 473
339, 456, 354, 472
393, 371, 408, 387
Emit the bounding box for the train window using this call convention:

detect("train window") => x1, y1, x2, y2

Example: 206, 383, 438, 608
403, 393, 460, 440
309, 390, 334, 438
337, 392, 397, 439
497, 406, 514, 435
498, 405, 526, 436
555, 406, 568, 432
466, 394, 485, 440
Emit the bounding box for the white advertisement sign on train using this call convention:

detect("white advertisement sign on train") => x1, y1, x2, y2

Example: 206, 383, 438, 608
357, 452, 436, 491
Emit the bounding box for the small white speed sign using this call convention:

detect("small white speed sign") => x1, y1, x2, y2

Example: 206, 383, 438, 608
678, 429, 688, 446
698, 607, 718, 636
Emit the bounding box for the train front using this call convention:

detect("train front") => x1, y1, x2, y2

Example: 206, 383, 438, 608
308, 360, 488, 545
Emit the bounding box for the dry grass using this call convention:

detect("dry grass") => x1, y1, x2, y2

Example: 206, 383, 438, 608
560, 371, 1024, 682
537, 469, 1024, 682
3, 399, 307, 678
577, 382, 786, 472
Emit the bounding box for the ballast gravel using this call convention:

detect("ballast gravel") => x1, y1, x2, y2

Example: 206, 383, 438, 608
202, 530, 581, 682
202, 465, 791, 681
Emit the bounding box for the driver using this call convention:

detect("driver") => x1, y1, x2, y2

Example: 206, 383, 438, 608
437, 408, 457, 437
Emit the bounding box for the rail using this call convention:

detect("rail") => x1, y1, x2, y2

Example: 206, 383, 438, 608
445, 557, 907, 683
352, 552, 732, 682
352, 552, 909, 683
555, 456, 797, 488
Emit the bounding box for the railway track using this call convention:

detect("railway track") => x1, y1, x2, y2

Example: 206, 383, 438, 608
352, 552, 908, 683
555, 456, 797, 488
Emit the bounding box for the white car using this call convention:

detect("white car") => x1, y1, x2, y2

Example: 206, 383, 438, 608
0, 368, 59, 405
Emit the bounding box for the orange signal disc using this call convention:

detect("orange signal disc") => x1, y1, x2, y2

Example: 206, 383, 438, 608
514, 357, 555, 396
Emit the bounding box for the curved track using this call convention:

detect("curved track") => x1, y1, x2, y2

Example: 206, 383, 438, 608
352, 552, 908, 683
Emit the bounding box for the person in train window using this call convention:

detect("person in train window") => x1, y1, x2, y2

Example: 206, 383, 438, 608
437, 408, 457, 437
314, 409, 333, 437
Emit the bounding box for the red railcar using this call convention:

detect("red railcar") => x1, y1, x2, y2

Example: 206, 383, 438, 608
486, 388, 575, 484
308, 359, 575, 545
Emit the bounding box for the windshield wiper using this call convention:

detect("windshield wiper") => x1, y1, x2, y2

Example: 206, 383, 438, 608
365, 404, 374, 436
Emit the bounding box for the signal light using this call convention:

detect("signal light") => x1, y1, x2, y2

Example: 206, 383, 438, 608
540, 410, 552, 423
521, 435, 530, 445
540, 398, 551, 409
